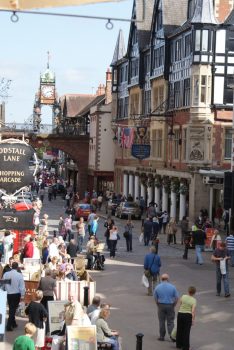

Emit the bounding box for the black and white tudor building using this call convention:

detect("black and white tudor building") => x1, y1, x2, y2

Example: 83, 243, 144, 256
111, 0, 234, 222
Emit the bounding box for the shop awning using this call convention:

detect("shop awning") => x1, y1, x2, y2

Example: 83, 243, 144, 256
0, 0, 125, 10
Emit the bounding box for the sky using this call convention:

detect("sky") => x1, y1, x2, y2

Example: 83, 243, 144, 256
0, 0, 133, 124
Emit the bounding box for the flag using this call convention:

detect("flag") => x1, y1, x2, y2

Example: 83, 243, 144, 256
122, 128, 134, 149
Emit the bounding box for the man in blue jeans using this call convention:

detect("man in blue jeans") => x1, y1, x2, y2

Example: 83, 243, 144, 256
211, 242, 230, 297
154, 273, 179, 341
191, 223, 206, 265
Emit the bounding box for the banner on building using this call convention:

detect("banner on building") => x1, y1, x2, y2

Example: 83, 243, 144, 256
67, 325, 97, 350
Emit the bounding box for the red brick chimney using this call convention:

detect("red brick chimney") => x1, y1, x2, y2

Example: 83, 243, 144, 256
105, 68, 112, 105
96, 84, 105, 96
214, 0, 233, 22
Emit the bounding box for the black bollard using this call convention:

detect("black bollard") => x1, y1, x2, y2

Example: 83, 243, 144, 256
136, 333, 144, 350
83, 286, 89, 307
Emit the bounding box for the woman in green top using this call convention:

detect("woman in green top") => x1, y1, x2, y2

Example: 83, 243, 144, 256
176, 286, 197, 350
13, 322, 36, 350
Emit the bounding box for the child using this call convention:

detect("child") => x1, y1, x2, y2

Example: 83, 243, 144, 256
13, 322, 36, 350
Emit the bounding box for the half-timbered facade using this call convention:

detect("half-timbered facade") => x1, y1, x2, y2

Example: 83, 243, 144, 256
111, 0, 234, 222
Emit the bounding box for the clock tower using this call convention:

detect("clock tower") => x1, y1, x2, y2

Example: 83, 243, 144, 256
33, 52, 60, 131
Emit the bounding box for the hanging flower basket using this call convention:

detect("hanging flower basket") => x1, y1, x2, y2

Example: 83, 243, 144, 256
154, 175, 162, 188
171, 178, 180, 194
162, 176, 171, 193
140, 174, 147, 186
179, 182, 189, 195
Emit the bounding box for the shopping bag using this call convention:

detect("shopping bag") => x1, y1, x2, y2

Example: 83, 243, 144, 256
220, 259, 226, 275
139, 233, 143, 243
171, 326, 177, 340
141, 274, 149, 288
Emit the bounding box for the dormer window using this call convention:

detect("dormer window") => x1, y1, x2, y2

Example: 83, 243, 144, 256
132, 27, 137, 45
156, 9, 163, 31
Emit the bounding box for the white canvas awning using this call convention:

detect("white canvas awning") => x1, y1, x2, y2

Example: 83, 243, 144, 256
0, 0, 125, 10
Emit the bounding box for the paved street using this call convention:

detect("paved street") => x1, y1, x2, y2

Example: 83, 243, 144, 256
3, 195, 234, 350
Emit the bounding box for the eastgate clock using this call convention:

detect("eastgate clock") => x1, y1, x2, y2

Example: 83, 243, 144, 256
41, 85, 55, 99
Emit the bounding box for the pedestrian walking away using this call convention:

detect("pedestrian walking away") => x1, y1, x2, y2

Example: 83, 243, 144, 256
176, 286, 197, 350
154, 273, 179, 341
143, 217, 153, 246
225, 232, 234, 267
144, 246, 161, 296
191, 222, 206, 265
124, 219, 133, 252
211, 242, 230, 297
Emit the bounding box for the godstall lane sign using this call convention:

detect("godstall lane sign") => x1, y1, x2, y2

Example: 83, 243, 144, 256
0, 141, 35, 194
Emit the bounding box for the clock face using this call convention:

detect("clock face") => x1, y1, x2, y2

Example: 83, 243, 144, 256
41, 85, 54, 98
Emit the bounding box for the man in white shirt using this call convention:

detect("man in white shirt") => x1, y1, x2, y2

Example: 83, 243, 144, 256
3, 262, 25, 331
48, 237, 59, 260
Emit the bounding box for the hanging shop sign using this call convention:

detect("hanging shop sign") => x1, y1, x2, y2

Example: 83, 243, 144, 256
0, 139, 37, 194
131, 144, 151, 160
0, 209, 35, 230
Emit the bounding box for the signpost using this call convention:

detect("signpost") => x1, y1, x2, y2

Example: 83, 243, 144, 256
0, 140, 35, 194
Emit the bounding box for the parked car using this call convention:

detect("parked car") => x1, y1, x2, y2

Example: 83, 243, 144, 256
74, 203, 92, 220
106, 199, 121, 215
115, 201, 141, 219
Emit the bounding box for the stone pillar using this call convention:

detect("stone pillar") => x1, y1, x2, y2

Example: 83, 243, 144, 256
162, 187, 168, 212
123, 173, 128, 197
134, 174, 140, 201
179, 193, 187, 221
129, 174, 134, 198
147, 186, 153, 206
154, 186, 161, 208
170, 190, 177, 219
140, 184, 146, 201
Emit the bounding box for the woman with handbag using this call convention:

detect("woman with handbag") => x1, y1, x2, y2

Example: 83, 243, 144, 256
167, 218, 177, 245
143, 246, 161, 296
124, 219, 134, 252
109, 226, 119, 259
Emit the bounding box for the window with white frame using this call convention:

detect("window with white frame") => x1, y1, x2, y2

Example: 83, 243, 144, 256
144, 90, 151, 115
184, 78, 190, 106
130, 94, 139, 115
173, 129, 181, 160
175, 39, 182, 61
185, 34, 192, 57
153, 86, 164, 111
200, 75, 207, 103
224, 128, 232, 159
193, 76, 199, 105
152, 129, 163, 158
174, 82, 181, 108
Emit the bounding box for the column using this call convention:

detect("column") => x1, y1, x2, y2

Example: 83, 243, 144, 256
134, 174, 140, 200
170, 190, 177, 219
123, 173, 128, 197
162, 187, 168, 212
209, 185, 214, 221
179, 193, 186, 220
140, 183, 146, 201
129, 174, 134, 198
147, 186, 153, 206
154, 186, 161, 208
